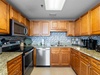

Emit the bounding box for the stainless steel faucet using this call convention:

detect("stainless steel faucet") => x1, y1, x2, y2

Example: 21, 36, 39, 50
58, 41, 60, 46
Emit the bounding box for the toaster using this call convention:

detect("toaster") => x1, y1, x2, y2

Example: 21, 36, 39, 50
95, 45, 100, 52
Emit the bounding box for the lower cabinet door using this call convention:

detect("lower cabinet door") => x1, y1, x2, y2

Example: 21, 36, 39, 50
50, 48, 60, 66
60, 48, 70, 66
80, 59, 90, 75
9, 64, 22, 75
90, 66, 100, 75
74, 55, 80, 75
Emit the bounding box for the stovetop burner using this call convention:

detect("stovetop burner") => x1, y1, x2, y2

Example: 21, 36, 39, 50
2, 42, 33, 53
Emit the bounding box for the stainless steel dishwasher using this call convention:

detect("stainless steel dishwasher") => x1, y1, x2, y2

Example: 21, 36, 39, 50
36, 48, 50, 66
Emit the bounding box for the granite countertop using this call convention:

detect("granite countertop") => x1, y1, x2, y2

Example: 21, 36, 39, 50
34, 45, 100, 61
70, 46, 100, 61
0, 52, 22, 75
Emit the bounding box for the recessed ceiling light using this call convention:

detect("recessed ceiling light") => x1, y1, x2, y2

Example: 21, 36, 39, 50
44, 0, 66, 11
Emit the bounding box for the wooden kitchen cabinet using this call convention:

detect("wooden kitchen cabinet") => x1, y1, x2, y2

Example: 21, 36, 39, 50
74, 19, 81, 36
91, 5, 100, 35
30, 21, 41, 36
10, 6, 27, 26
41, 21, 50, 36
60, 48, 70, 66
50, 48, 70, 66
10, 6, 20, 22
0, 0, 10, 34
50, 21, 67, 31
80, 59, 90, 75
90, 66, 100, 75
80, 12, 91, 36
67, 21, 75, 36
19, 14, 26, 25
30, 21, 50, 36
50, 21, 58, 30
70, 51, 75, 69
80, 53, 91, 75
90, 58, 100, 75
71, 49, 80, 75
7, 55, 22, 75
70, 48, 100, 75
74, 54, 80, 75
50, 48, 60, 66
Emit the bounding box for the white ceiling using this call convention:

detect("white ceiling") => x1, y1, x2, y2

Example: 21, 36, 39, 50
7, 0, 100, 21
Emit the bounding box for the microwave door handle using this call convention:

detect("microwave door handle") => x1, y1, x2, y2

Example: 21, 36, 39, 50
24, 28, 26, 35
26, 28, 28, 35
24, 28, 28, 35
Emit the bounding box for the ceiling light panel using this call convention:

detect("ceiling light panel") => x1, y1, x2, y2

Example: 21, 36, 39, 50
44, 0, 66, 10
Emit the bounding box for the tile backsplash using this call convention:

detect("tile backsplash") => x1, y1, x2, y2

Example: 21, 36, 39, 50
0, 33, 100, 46
30, 32, 100, 46
30, 32, 72, 46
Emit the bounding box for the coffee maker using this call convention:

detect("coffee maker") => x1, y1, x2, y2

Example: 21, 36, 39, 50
86, 38, 97, 50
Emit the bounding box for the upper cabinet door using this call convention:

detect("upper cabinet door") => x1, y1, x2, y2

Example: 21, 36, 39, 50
51, 21, 58, 30
81, 12, 91, 35
50, 21, 67, 31
19, 14, 26, 25
58, 21, 67, 30
67, 22, 75, 36
91, 5, 100, 35
75, 19, 81, 36
30, 21, 41, 36
0, 0, 9, 34
10, 6, 19, 22
41, 21, 50, 36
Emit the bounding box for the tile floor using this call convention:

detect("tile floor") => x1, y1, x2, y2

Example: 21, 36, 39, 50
31, 67, 76, 75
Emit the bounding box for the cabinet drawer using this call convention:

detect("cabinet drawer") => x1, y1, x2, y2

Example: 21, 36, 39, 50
60, 48, 70, 52
7, 55, 22, 69
80, 53, 91, 62
71, 49, 80, 55
91, 58, 100, 70
51, 48, 60, 53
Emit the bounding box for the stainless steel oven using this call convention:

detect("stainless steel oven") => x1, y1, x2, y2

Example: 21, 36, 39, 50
2, 41, 34, 75
23, 49, 34, 75
10, 19, 28, 36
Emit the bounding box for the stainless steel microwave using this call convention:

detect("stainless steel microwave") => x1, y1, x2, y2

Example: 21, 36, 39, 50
10, 19, 28, 36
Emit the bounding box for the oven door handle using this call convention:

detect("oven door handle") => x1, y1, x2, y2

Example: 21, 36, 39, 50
25, 49, 33, 56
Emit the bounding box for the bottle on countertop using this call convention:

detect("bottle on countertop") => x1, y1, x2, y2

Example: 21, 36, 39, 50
20, 40, 24, 47
42, 39, 45, 46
